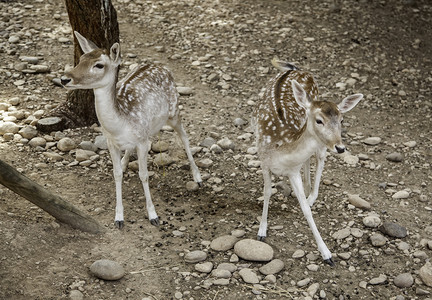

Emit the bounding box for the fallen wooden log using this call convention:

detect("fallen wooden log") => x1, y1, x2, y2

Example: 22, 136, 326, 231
0, 159, 104, 234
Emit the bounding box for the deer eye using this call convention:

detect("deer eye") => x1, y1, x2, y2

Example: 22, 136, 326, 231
94, 63, 104, 69
316, 119, 324, 125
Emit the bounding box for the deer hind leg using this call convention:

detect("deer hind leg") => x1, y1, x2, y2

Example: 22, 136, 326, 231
168, 118, 202, 186
288, 172, 334, 266
107, 140, 124, 229
137, 142, 159, 226
307, 149, 326, 207
121, 149, 132, 172
257, 165, 272, 241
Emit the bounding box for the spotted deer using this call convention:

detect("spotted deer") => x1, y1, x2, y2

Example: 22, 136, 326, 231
254, 59, 363, 265
61, 31, 202, 228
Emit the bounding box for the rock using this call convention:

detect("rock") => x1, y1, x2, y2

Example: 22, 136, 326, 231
343, 154, 359, 165
217, 137, 235, 150
184, 250, 207, 263
151, 141, 169, 152
297, 278, 311, 287
195, 262, 213, 273
29, 137, 46, 148
248, 160, 261, 168
18, 126, 38, 139
0, 122, 20, 135
43, 152, 63, 161
57, 137, 76, 152
153, 153, 174, 166
79, 141, 98, 152
200, 137, 216, 148
363, 215, 381, 228
89, 259, 125, 281
292, 249, 306, 258
363, 137, 382, 145
177, 86, 193, 95
265, 274, 277, 283
186, 181, 199, 192
419, 262, 432, 287
259, 259, 284, 275
369, 274, 387, 285
238, 268, 259, 284
94, 135, 108, 150
370, 233, 388, 247
234, 239, 274, 262
234, 118, 247, 127
217, 263, 237, 273
392, 190, 410, 199
231, 229, 246, 238
210, 235, 238, 251
403, 141, 417, 148
196, 158, 213, 168
386, 152, 404, 162
332, 228, 351, 240
210, 144, 223, 154
379, 222, 407, 238
213, 278, 230, 286
69, 290, 84, 300
348, 194, 371, 209
394, 273, 414, 288
211, 269, 232, 278
75, 149, 97, 162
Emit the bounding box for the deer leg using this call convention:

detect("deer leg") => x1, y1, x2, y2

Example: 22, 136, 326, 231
307, 149, 326, 207
303, 158, 311, 197
107, 140, 124, 229
137, 142, 159, 226
288, 172, 333, 266
168, 119, 202, 186
121, 149, 132, 172
257, 165, 272, 241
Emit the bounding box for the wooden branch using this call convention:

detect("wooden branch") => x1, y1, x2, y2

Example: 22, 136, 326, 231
0, 159, 104, 234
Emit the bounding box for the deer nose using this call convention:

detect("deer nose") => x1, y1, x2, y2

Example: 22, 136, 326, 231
335, 145, 346, 153
60, 77, 71, 86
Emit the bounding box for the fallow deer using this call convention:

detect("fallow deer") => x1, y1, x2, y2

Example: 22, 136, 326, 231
61, 31, 202, 228
254, 59, 363, 265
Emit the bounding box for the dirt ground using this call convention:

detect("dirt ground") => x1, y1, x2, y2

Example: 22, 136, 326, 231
0, 0, 431, 299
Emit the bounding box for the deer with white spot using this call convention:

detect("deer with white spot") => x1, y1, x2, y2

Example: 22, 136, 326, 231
61, 31, 202, 228
254, 59, 363, 265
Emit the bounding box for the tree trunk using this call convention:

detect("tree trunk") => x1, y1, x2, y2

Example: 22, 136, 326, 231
0, 160, 104, 234
37, 0, 119, 132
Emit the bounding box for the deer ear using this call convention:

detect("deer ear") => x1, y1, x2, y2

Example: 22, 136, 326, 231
74, 31, 99, 53
338, 94, 363, 113
291, 79, 311, 109
110, 43, 121, 66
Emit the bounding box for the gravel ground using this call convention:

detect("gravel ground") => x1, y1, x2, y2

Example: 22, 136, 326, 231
0, 0, 431, 299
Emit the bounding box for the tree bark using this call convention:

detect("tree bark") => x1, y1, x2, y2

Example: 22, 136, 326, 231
0, 159, 104, 234
37, 0, 119, 132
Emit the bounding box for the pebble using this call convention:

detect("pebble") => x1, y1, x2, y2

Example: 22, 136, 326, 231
292, 249, 306, 258
75, 149, 97, 162
217, 137, 235, 150
29, 137, 46, 148
196, 158, 213, 168
89, 259, 125, 281
18, 126, 38, 139
238, 268, 259, 284
212, 269, 232, 278
69, 290, 84, 300
210, 144, 223, 154
79, 141, 98, 152
210, 235, 238, 251
369, 274, 387, 285
379, 222, 407, 238
174, 291, 182, 299
332, 228, 351, 240
386, 152, 404, 162
185, 181, 199, 192
231, 229, 246, 238
151, 141, 169, 152
57, 137, 76, 152
363, 137, 381, 145
419, 262, 432, 287
153, 153, 174, 166
0, 122, 20, 135
259, 259, 284, 275
94, 135, 108, 150
184, 250, 207, 263
370, 232, 388, 247
347, 194, 371, 209
200, 137, 216, 148
177, 86, 193, 95
363, 215, 381, 228
403, 141, 417, 148
217, 263, 237, 273
212, 278, 230, 286
234, 239, 274, 262
195, 262, 213, 273
343, 154, 359, 165
234, 118, 247, 127
394, 273, 414, 288
297, 277, 311, 287
392, 190, 410, 199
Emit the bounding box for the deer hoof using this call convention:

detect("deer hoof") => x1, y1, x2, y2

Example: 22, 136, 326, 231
150, 217, 160, 226
114, 220, 124, 229
257, 235, 266, 242
324, 258, 335, 267
197, 181, 203, 187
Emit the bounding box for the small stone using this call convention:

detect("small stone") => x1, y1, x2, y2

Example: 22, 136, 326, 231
210, 144, 223, 154
332, 228, 351, 240
297, 278, 311, 287
184, 250, 207, 263
248, 160, 261, 168
379, 222, 407, 238
386, 152, 404, 162
213, 278, 230, 286
363, 137, 382, 145
307, 283, 320, 297
57, 137, 76, 152
29, 137, 46, 148
177, 86, 193, 95
195, 262, 213, 273
343, 154, 359, 165
265, 274, 277, 283
89, 259, 125, 281
75, 149, 97, 162
217, 263, 237, 273
392, 190, 410, 199
307, 264, 319, 272
231, 229, 246, 238
420, 262, 432, 287
369, 274, 387, 285
217, 137, 235, 150
18, 126, 38, 139
370, 233, 388, 247
337, 252, 351, 260
303, 37, 315, 42
234, 239, 274, 262
69, 290, 84, 300
363, 215, 381, 228
151, 141, 169, 152
200, 137, 216, 148
234, 118, 247, 127
0, 122, 20, 135
153, 153, 174, 166
186, 181, 199, 192
174, 291, 182, 299
211, 269, 232, 279
79, 141, 98, 152
394, 273, 414, 288
43, 152, 63, 161
292, 249, 306, 258
210, 235, 238, 251
403, 141, 416, 148
8, 35, 20, 43
238, 268, 259, 284
259, 259, 284, 275
229, 254, 239, 263
347, 194, 371, 209
94, 135, 108, 150
196, 158, 213, 168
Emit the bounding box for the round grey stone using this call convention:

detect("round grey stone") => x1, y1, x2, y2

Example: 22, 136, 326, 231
94, 135, 108, 150
217, 137, 235, 150
89, 259, 125, 281
234, 239, 274, 262
153, 153, 174, 166
363, 137, 382, 145
18, 126, 38, 139
348, 194, 371, 210
210, 235, 238, 251
151, 141, 169, 152
184, 250, 207, 263
259, 259, 285, 275
57, 137, 76, 152
0, 122, 20, 134
420, 262, 432, 287
370, 232, 388, 247
238, 268, 259, 284
363, 215, 381, 228
29, 137, 46, 148
217, 263, 237, 273
195, 262, 213, 273
379, 222, 407, 238
211, 269, 232, 278
394, 273, 414, 288
69, 290, 84, 300
386, 152, 404, 162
